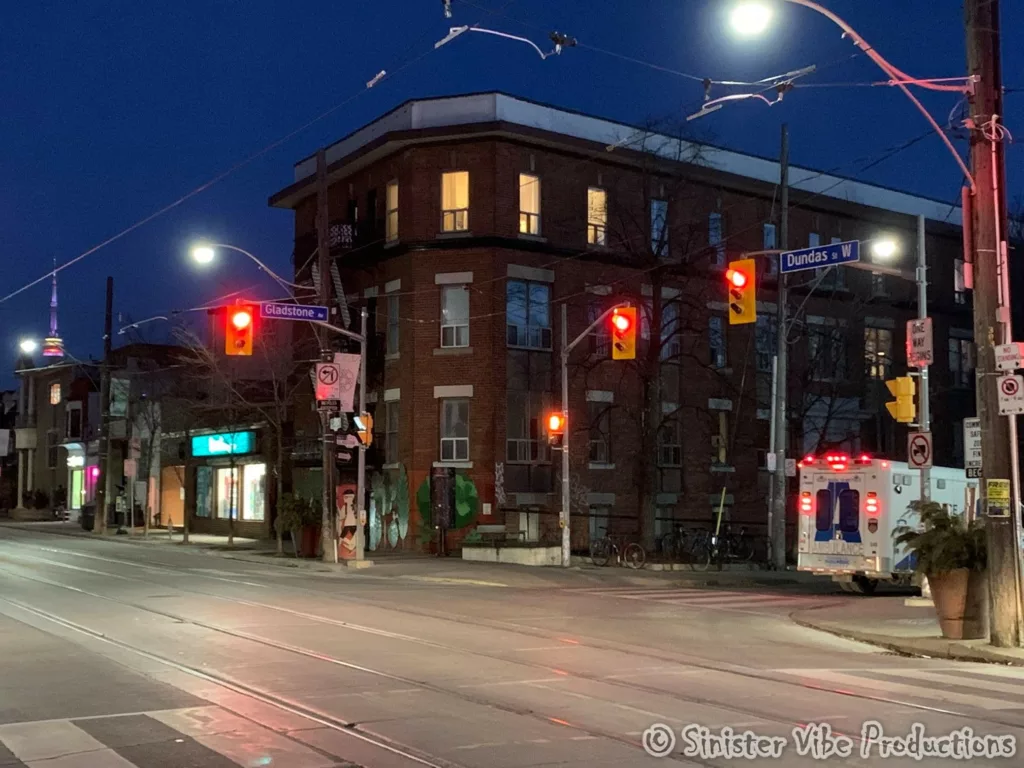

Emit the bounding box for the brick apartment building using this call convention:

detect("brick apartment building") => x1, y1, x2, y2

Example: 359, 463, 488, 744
270, 92, 976, 554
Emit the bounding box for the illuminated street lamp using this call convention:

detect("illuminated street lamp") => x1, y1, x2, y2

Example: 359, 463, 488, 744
870, 237, 898, 260
729, 2, 773, 36
191, 244, 216, 265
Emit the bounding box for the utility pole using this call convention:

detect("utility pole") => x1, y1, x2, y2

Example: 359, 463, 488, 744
769, 124, 789, 571
316, 148, 338, 564
965, 0, 1020, 647
916, 215, 931, 507
355, 308, 368, 561
95, 276, 114, 535
561, 303, 570, 567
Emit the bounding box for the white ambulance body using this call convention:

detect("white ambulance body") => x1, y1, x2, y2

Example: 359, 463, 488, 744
796, 452, 979, 593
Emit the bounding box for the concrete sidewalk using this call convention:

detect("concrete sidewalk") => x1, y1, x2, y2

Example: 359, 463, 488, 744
0, 519, 826, 589
792, 596, 1024, 666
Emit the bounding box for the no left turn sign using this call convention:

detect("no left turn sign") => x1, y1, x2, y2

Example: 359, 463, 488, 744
998, 374, 1024, 415
908, 431, 933, 470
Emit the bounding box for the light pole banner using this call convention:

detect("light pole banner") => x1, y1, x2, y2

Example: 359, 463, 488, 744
334, 353, 360, 412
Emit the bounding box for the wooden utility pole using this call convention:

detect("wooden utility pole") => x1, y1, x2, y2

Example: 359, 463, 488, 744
965, 0, 1021, 647
316, 149, 338, 564
94, 277, 114, 535
768, 124, 789, 571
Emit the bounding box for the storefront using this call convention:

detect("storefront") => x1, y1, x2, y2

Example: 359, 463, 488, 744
187, 429, 270, 538
63, 441, 99, 515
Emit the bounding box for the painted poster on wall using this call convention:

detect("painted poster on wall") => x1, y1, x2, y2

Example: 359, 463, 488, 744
336, 484, 358, 560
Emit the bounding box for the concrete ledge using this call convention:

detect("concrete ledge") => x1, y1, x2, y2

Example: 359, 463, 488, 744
462, 544, 561, 567
342, 559, 375, 569
792, 614, 1024, 667
7, 508, 53, 522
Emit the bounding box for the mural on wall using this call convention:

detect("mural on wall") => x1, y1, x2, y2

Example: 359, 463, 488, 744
336, 484, 358, 560
494, 462, 507, 506
414, 471, 480, 531
368, 465, 410, 551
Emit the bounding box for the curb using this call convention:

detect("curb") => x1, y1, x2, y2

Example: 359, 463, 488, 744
791, 613, 1024, 667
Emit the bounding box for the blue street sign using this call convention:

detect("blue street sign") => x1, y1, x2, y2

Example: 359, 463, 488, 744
260, 302, 329, 322
779, 239, 860, 274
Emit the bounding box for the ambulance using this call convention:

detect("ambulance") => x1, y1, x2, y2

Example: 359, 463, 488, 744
796, 452, 979, 593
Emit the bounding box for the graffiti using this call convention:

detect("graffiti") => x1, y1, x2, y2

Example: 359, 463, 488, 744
494, 462, 507, 506
336, 484, 358, 560
368, 465, 410, 551
414, 471, 481, 536
554, 470, 591, 514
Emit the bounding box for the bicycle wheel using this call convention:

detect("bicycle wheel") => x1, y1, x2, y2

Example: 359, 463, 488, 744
692, 540, 715, 571
733, 535, 755, 562
590, 537, 612, 567
623, 542, 646, 569
657, 533, 678, 562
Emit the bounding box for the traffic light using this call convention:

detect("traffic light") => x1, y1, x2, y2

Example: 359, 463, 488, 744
885, 377, 916, 423
725, 259, 756, 325
224, 304, 255, 356
547, 412, 566, 448
610, 307, 637, 360
353, 412, 373, 446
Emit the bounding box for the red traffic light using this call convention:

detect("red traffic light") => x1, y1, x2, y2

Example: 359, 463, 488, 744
726, 268, 748, 289
611, 310, 631, 333
231, 309, 253, 330
547, 413, 566, 433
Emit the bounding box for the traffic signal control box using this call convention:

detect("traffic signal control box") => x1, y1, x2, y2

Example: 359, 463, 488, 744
885, 377, 916, 423
726, 259, 756, 325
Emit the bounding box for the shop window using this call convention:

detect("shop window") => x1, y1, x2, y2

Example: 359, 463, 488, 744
242, 464, 266, 521
196, 467, 213, 518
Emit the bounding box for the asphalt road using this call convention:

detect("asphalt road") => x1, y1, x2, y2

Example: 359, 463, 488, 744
0, 528, 1022, 767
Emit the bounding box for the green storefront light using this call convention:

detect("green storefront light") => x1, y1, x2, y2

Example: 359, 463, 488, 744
191, 431, 256, 458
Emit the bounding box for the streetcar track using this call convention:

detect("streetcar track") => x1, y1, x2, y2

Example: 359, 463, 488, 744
0, 537, 991, 732
0, 560, 715, 767
0, 541, 998, 743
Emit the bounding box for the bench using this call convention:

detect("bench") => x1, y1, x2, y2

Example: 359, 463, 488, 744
475, 524, 525, 547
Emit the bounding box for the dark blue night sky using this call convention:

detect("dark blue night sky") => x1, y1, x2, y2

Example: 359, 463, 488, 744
2, 1, 1021, 387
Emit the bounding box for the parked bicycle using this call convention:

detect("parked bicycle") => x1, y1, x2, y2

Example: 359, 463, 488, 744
590, 535, 646, 569
692, 525, 755, 571
656, 525, 712, 565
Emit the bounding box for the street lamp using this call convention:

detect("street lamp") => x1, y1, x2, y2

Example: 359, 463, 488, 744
870, 237, 898, 260
730, 2, 773, 36
19, 339, 38, 355
191, 245, 216, 265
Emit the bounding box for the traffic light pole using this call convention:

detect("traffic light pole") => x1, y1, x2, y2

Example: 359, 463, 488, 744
355, 307, 367, 562
770, 124, 790, 572
559, 301, 628, 567
916, 215, 931, 507
316, 149, 337, 565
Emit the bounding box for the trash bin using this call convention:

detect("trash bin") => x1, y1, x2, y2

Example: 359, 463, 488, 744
80, 502, 96, 532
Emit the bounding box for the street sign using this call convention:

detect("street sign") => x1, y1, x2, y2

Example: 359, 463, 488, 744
315, 362, 341, 401
779, 239, 860, 274
123, 458, 137, 478
334, 353, 360, 412
906, 318, 933, 368
997, 374, 1024, 415
987, 478, 1011, 518
995, 342, 1024, 372
964, 417, 982, 477
766, 452, 777, 472
260, 302, 329, 323
785, 458, 797, 478
908, 431, 933, 469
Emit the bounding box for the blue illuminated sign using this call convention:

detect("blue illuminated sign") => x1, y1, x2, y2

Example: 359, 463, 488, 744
191, 431, 256, 457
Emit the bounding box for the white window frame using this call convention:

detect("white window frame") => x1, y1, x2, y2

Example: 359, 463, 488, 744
587, 187, 607, 246
386, 293, 399, 355
657, 419, 682, 467
440, 398, 470, 462
864, 326, 893, 381
506, 279, 552, 350
519, 173, 541, 236
385, 180, 399, 242
506, 391, 549, 464
440, 285, 470, 348
441, 171, 469, 232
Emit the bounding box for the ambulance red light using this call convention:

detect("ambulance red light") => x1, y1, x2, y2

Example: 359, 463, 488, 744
866, 492, 879, 515
803, 454, 815, 465
799, 491, 813, 514
856, 453, 872, 465
881, 461, 889, 468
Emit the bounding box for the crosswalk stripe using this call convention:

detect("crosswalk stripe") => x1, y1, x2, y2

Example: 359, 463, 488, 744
807, 670, 1018, 711
870, 670, 1024, 700
0, 724, 134, 765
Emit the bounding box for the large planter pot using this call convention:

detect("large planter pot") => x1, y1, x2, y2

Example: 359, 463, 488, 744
298, 525, 321, 558
929, 568, 989, 640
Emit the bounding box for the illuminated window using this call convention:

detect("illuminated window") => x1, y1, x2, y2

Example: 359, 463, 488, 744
386, 181, 399, 242
587, 187, 607, 245
49, 382, 61, 405
441, 171, 469, 232
519, 174, 541, 235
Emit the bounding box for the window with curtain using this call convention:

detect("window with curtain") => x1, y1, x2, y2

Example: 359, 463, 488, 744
441, 171, 469, 232
440, 399, 470, 461
441, 285, 470, 348
385, 181, 399, 241
519, 173, 541, 235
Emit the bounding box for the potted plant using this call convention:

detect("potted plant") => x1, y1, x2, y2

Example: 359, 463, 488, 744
296, 496, 322, 558
274, 493, 304, 557
894, 501, 988, 640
